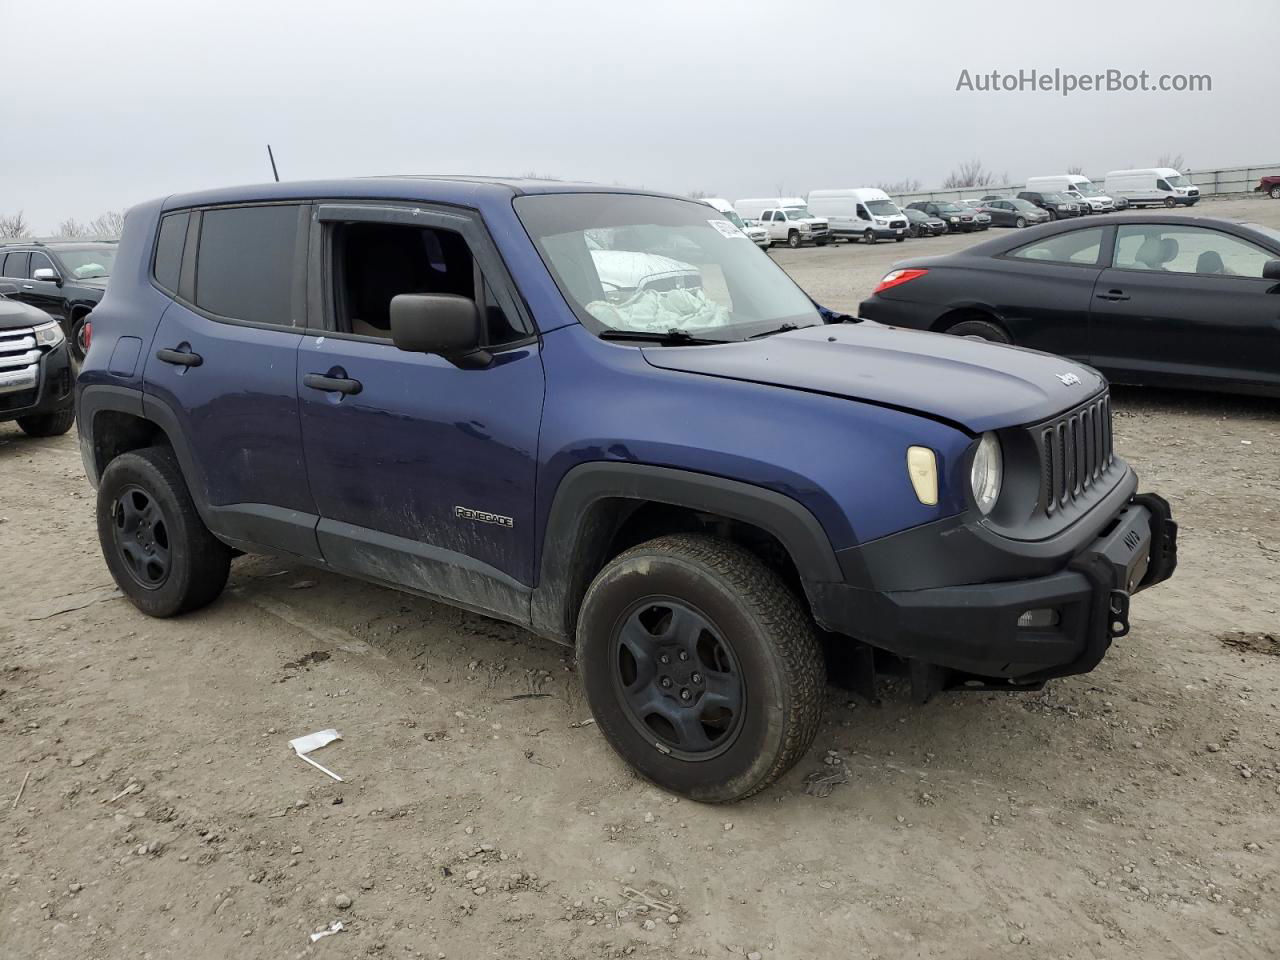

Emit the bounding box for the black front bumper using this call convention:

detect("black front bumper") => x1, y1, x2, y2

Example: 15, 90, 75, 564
0, 342, 74, 421
811, 492, 1177, 682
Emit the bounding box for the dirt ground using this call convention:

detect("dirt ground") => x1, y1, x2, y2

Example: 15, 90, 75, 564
2, 196, 1278, 960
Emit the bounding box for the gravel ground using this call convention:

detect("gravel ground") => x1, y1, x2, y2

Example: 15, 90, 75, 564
2, 195, 1278, 960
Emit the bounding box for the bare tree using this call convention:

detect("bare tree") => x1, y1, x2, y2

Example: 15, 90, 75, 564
56, 218, 89, 239
876, 178, 923, 194
518, 171, 561, 181
0, 211, 30, 240
941, 160, 1006, 189
1066, 164, 1085, 175
1156, 152, 1186, 170
87, 210, 126, 238
686, 189, 714, 200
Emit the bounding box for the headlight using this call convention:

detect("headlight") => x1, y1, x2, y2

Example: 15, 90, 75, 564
33, 320, 65, 348
970, 432, 1003, 514
799, 223, 811, 232
948, 216, 959, 222
874, 217, 888, 225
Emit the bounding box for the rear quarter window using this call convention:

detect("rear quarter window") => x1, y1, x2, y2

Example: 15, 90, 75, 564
1008, 227, 1105, 265
153, 212, 189, 293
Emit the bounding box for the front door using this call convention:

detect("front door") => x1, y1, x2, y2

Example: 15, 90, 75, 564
22, 251, 67, 325
1089, 222, 1280, 390
143, 203, 320, 559
298, 203, 545, 623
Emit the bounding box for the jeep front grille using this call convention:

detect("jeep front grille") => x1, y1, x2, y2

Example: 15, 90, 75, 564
1035, 391, 1114, 517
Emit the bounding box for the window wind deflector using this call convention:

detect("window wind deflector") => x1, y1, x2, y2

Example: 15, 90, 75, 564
597, 328, 729, 345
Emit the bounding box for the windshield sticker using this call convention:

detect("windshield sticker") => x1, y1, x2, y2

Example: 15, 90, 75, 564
707, 218, 748, 239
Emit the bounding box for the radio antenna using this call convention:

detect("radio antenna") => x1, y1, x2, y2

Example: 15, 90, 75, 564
267, 144, 280, 183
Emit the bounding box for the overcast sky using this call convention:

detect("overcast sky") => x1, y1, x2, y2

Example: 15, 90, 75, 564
2, 0, 1277, 231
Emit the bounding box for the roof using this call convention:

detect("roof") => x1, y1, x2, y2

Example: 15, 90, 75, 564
160, 175, 686, 212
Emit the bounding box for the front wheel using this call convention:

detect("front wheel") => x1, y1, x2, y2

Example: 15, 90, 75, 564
577, 534, 825, 803
863, 229, 876, 244
1271, 185, 1280, 199
1164, 197, 1177, 208
1015, 217, 1027, 228
97, 446, 232, 617
17, 403, 75, 438
786, 231, 801, 249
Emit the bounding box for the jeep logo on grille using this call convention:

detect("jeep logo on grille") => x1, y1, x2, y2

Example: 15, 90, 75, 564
455, 506, 514, 528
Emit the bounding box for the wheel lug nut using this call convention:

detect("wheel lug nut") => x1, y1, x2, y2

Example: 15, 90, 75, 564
691, 673, 702, 684
659, 654, 670, 665
678, 650, 689, 661
680, 689, 692, 701
660, 677, 672, 689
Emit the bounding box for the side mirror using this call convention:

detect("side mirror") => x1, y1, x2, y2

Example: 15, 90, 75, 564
32, 267, 61, 285
1263, 259, 1280, 282
389, 293, 488, 365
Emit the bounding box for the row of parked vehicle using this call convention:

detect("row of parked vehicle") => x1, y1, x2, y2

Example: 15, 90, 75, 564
703, 168, 1208, 250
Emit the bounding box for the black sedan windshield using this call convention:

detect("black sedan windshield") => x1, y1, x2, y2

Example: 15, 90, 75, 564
515, 194, 822, 339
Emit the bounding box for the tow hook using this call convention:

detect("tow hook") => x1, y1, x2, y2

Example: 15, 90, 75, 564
1108, 590, 1131, 638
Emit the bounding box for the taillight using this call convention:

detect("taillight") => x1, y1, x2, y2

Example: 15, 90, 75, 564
83, 320, 93, 350
873, 268, 928, 295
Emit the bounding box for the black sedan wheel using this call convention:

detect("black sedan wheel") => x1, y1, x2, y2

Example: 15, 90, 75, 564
70, 316, 89, 362
945, 318, 1011, 344
577, 534, 824, 803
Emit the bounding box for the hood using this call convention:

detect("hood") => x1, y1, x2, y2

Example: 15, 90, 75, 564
640, 322, 1105, 433
0, 297, 53, 331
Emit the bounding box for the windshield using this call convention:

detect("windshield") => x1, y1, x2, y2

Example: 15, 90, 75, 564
721, 209, 748, 229
1165, 174, 1191, 188
782, 206, 814, 220
515, 194, 822, 339
56, 247, 115, 279
1010, 199, 1038, 211
866, 199, 900, 217
904, 209, 926, 221
1043, 193, 1069, 203
934, 202, 963, 213
1073, 182, 1102, 197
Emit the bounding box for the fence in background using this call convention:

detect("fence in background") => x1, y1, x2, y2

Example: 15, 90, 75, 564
883, 161, 1280, 206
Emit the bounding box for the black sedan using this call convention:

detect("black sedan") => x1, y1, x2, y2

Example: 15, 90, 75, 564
858, 215, 1280, 396
907, 201, 989, 233
1017, 191, 1083, 219
978, 197, 1052, 228
903, 207, 947, 237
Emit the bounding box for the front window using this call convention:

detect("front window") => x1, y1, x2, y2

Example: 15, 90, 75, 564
866, 200, 900, 217
515, 193, 822, 339
783, 206, 814, 219
55, 246, 116, 279
1165, 174, 1190, 188
1073, 182, 1102, 197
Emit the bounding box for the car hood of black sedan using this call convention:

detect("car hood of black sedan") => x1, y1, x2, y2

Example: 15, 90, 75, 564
641, 322, 1104, 433
0, 297, 54, 331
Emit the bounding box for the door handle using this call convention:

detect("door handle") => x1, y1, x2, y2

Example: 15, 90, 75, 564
155, 347, 203, 367
21, 283, 33, 289
1095, 290, 1130, 302
304, 373, 362, 395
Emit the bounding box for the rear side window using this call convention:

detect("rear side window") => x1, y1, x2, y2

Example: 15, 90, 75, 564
194, 205, 299, 325
153, 212, 189, 293
2, 251, 29, 278
1008, 227, 1105, 265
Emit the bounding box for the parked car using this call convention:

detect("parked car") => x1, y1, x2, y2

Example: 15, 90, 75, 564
1254, 175, 1280, 199
733, 198, 831, 247
903, 207, 947, 238
806, 188, 908, 243
1017, 191, 1083, 220
978, 197, 1052, 229
77, 177, 1176, 801
701, 197, 771, 248
1104, 168, 1199, 208
907, 201, 989, 232
859, 215, 1280, 397
1025, 175, 1116, 214
0, 241, 115, 360
0, 283, 76, 437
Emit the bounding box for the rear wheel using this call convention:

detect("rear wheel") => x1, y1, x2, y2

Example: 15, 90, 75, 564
577, 534, 824, 803
1271, 184, 1280, 200
70, 314, 90, 362
945, 317, 1011, 344
97, 446, 232, 617
17, 403, 75, 438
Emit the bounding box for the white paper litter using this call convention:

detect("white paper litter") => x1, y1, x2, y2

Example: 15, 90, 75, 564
289, 729, 344, 782
310, 920, 345, 942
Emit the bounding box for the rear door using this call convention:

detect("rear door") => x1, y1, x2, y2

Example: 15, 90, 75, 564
1089, 222, 1280, 390
144, 203, 320, 559
297, 202, 544, 622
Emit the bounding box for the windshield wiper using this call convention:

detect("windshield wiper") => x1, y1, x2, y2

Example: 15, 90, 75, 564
598, 328, 727, 346
747, 322, 808, 339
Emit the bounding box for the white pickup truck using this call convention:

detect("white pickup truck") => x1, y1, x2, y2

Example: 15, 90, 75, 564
733, 198, 831, 248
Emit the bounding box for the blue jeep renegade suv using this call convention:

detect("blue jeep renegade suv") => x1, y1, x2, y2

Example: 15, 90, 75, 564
76, 177, 1176, 802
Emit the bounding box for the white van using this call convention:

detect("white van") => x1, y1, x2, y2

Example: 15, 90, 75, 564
1025, 175, 1115, 213
700, 197, 771, 248
1103, 168, 1200, 208
806, 188, 908, 243
733, 198, 831, 248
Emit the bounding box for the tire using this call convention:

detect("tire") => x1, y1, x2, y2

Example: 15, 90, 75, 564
945, 318, 1011, 344
1015, 217, 1027, 229
70, 314, 90, 362
97, 446, 232, 618
1164, 197, 1177, 208
786, 231, 800, 249
576, 534, 825, 803
17, 403, 75, 438
895, 235, 905, 242
1270, 185, 1280, 200
863, 229, 876, 244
